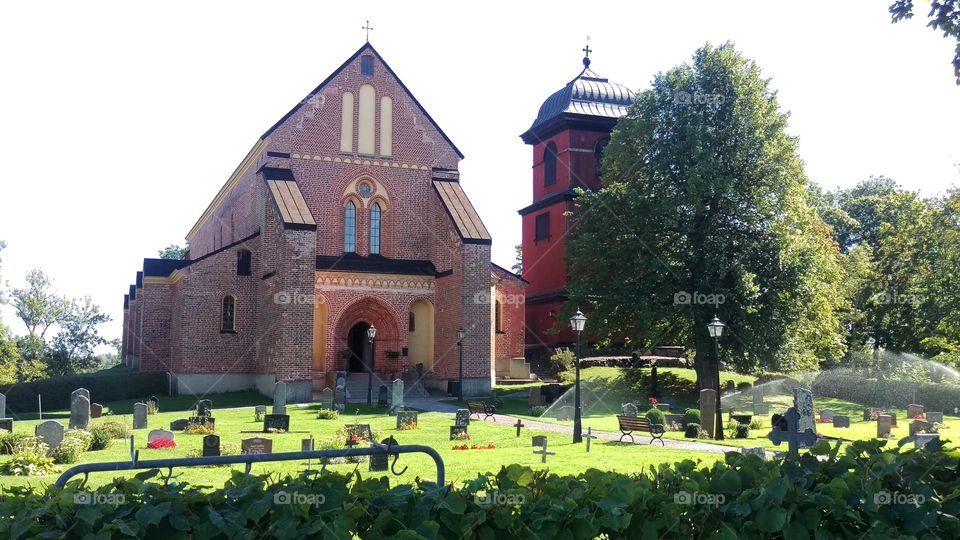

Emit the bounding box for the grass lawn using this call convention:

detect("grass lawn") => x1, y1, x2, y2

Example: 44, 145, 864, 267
0, 395, 721, 491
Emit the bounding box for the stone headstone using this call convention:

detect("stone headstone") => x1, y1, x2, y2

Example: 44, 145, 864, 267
927, 411, 944, 424
877, 414, 893, 438
752, 387, 763, 405
0, 393, 5, 418
169, 419, 189, 431
202, 434, 220, 457
196, 399, 212, 417
241, 436, 273, 455
263, 414, 290, 433
389, 379, 404, 414
909, 420, 932, 436
133, 402, 148, 429
71, 388, 90, 402
301, 438, 314, 452
725, 380, 735, 394
752, 403, 770, 416
699, 389, 717, 439
449, 425, 468, 440
531, 435, 547, 447
621, 402, 639, 417
35, 420, 64, 449
344, 424, 372, 446
377, 385, 388, 408
820, 410, 835, 422
767, 407, 817, 456
370, 436, 397, 472
915, 433, 939, 449
741, 447, 767, 460
396, 410, 418, 429
907, 404, 925, 419
147, 429, 175, 445
0, 418, 12, 432
70, 394, 91, 430
528, 386, 544, 407
885, 412, 898, 427
320, 388, 334, 410
455, 409, 470, 426
665, 413, 684, 426
254, 405, 267, 419
545, 383, 562, 402
833, 415, 851, 428
90, 403, 103, 419
533, 439, 555, 463
793, 387, 816, 440
334, 387, 346, 412
273, 381, 287, 415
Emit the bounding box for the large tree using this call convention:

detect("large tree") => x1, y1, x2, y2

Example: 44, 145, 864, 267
158, 244, 189, 260
47, 296, 112, 376
890, 0, 960, 84
9, 269, 67, 341
566, 43, 845, 390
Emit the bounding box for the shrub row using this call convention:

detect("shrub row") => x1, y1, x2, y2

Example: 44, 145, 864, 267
812, 370, 960, 412
0, 370, 168, 413
1, 440, 957, 538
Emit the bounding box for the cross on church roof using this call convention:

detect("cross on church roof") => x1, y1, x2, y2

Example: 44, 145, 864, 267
362, 20, 374, 42
582, 42, 593, 68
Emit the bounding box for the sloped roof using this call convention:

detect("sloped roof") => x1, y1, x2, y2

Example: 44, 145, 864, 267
260, 167, 316, 230
432, 180, 491, 244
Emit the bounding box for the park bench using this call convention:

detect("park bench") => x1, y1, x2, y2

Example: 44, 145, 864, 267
617, 415, 665, 445
467, 400, 496, 421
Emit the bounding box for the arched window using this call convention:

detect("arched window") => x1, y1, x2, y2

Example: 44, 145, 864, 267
543, 143, 557, 186
344, 201, 357, 253
370, 202, 382, 255
221, 295, 236, 332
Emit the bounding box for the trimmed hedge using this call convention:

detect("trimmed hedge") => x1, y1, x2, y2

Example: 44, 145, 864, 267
812, 370, 960, 411
0, 370, 167, 413
1, 440, 957, 538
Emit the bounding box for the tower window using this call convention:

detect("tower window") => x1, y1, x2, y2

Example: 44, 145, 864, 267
236, 249, 252, 276
543, 143, 557, 186
344, 201, 357, 253
595, 138, 610, 180
370, 202, 382, 255
535, 212, 551, 241
361, 55, 374, 76
221, 295, 236, 333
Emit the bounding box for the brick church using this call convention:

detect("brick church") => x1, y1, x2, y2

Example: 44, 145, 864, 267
121, 43, 527, 401
121, 42, 634, 401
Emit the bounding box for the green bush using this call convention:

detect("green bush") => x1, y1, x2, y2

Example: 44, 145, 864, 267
0, 450, 59, 476
682, 408, 700, 427
4, 440, 954, 538
749, 417, 766, 431
0, 432, 36, 455
736, 381, 752, 392
549, 348, 575, 373
50, 430, 92, 464
0, 369, 167, 412
88, 426, 113, 451
317, 409, 339, 420
93, 421, 130, 440
684, 423, 701, 438
812, 370, 960, 412
645, 407, 666, 426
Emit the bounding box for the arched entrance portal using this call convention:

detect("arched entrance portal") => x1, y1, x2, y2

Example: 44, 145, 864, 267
347, 322, 371, 373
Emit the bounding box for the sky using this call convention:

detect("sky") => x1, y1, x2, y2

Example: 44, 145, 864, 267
0, 1, 958, 347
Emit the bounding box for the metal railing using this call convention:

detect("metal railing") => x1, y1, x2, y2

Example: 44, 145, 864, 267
55, 437, 445, 488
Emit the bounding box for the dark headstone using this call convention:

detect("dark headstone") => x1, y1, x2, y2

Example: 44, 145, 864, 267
0, 418, 12, 432
188, 416, 215, 429
202, 434, 220, 457
449, 425, 468, 440
320, 389, 334, 410
396, 410, 418, 429
90, 403, 103, 419
752, 403, 770, 416
907, 404, 924, 419
263, 414, 290, 433
241, 437, 272, 455
531, 435, 547, 447
725, 380, 736, 394
377, 385, 388, 408
833, 415, 851, 428
528, 386, 544, 407
915, 433, 939, 449
455, 409, 470, 426
767, 407, 817, 456
621, 403, 638, 417
196, 400, 212, 417
730, 414, 753, 426
169, 419, 190, 431
301, 438, 314, 452
345, 424, 372, 446
927, 411, 944, 424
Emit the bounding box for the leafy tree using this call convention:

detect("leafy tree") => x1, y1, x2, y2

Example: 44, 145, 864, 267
566, 43, 845, 390
9, 269, 67, 341
511, 244, 522, 275
46, 297, 113, 376
890, 0, 960, 84
13, 335, 48, 382
0, 324, 18, 385
158, 244, 189, 259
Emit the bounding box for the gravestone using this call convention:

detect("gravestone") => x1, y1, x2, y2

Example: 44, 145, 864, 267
833, 415, 851, 428
189, 416, 215, 429
301, 438, 314, 452
863, 408, 878, 421
752, 403, 770, 416
753, 387, 763, 405
768, 407, 817, 456
147, 429, 175, 445
665, 413, 684, 426
531, 435, 547, 447
877, 414, 893, 437
514, 419, 524, 437
396, 410, 418, 429
545, 383, 562, 402
909, 420, 932, 436
793, 388, 815, 440
241, 436, 273, 455
320, 388, 334, 410
70, 394, 90, 430
0, 418, 12, 432
72, 388, 90, 402
528, 386, 544, 407
927, 411, 944, 424
741, 447, 767, 460
455, 409, 470, 426
725, 380, 735, 394
334, 387, 346, 412
169, 419, 189, 431
273, 381, 287, 415
377, 385, 388, 408
915, 433, 939, 449
699, 389, 717, 439
621, 402, 638, 417
533, 439, 555, 463
196, 399, 212, 417
133, 402, 148, 429
389, 379, 404, 414
820, 410, 836, 422
35, 420, 64, 449
90, 403, 103, 419
449, 425, 468, 440
344, 424, 372, 446
0, 393, 5, 418
254, 405, 267, 420
907, 404, 925, 419
370, 436, 397, 472
202, 434, 220, 457
885, 412, 898, 427
263, 414, 290, 432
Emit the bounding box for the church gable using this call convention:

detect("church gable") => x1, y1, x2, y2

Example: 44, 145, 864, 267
263, 43, 462, 169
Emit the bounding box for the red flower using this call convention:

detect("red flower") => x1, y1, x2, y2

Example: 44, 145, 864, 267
648, 397, 658, 404
912, 414, 925, 420
147, 439, 177, 449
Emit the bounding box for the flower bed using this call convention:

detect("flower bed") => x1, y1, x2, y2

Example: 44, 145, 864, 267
452, 444, 496, 450
147, 439, 176, 449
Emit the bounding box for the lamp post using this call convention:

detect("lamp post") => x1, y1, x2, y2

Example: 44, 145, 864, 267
707, 315, 725, 440
457, 328, 466, 401
570, 309, 587, 443
366, 324, 377, 404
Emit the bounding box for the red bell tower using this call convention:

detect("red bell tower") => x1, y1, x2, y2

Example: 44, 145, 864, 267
519, 49, 635, 355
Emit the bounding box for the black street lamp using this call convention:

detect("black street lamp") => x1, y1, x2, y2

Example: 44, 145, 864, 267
366, 324, 377, 404
457, 328, 466, 401
570, 309, 587, 443
707, 315, 725, 440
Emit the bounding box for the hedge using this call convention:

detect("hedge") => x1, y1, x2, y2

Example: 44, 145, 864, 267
812, 370, 960, 412
1, 439, 957, 538
0, 370, 167, 414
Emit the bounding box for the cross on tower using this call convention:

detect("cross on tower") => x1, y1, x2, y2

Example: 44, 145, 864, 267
582, 42, 593, 68
362, 20, 374, 42
582, 44, 592, 58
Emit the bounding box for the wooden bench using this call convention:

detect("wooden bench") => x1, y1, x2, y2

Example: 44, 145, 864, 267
467, 400, 496, 421
617, 415, 665, 446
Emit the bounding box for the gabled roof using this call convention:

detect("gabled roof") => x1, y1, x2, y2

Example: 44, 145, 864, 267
432, 180, 491, 244
262, 42, 464, 159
